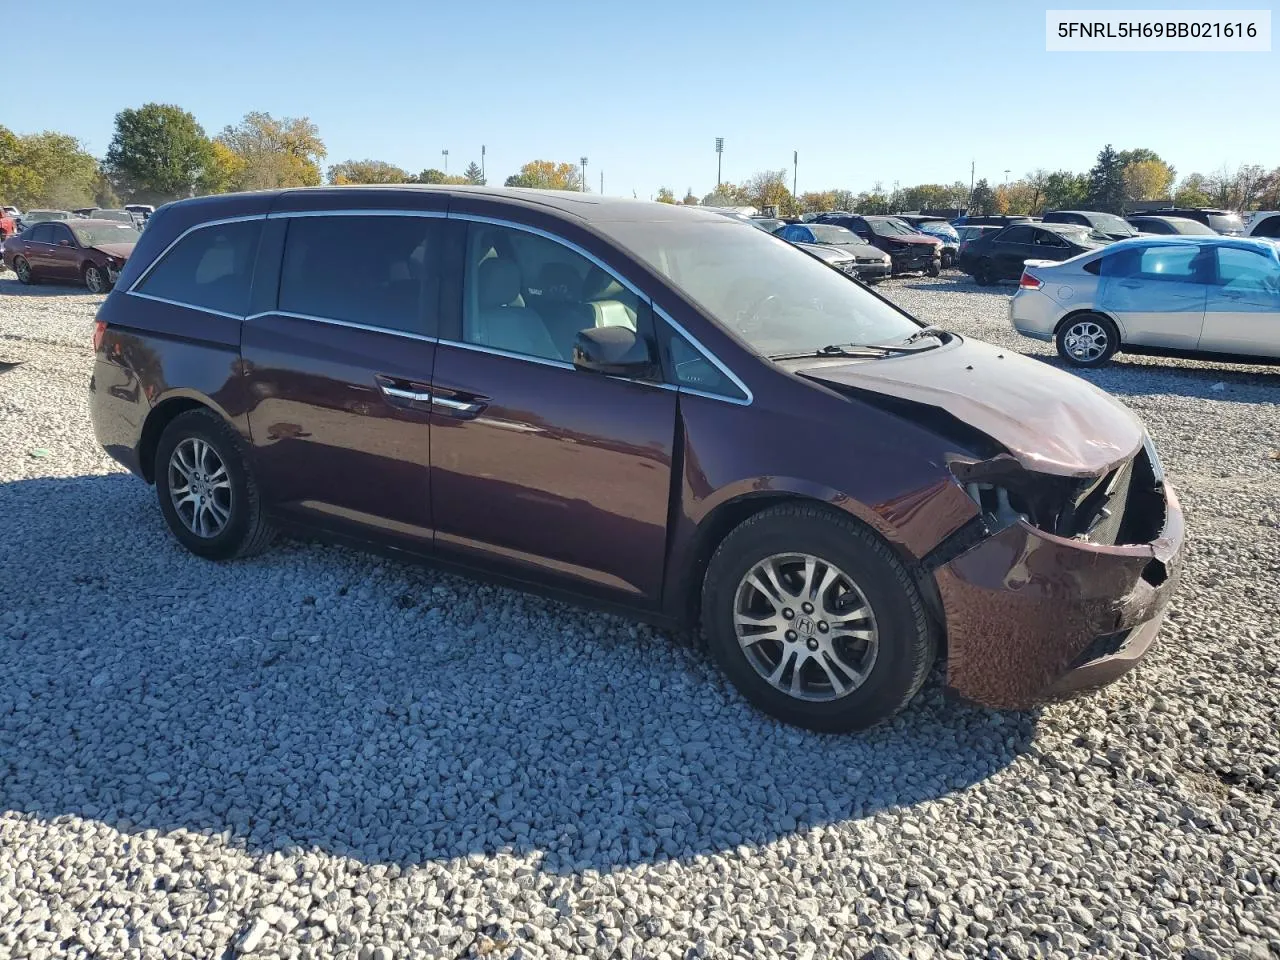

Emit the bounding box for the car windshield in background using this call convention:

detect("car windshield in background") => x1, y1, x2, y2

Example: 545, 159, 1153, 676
93, 210, 135, 222
1172, 219, 1217, 235
867, 218, 917, 237
607, 219, 921, 357
1046, 224, 1106, 246
1209, 213, 1245, 233
809, 225, 864, 245
28, 211, 70, 221
72, 223, 141, 247
1091, 213, 1138, 237
920, 223, 959, 240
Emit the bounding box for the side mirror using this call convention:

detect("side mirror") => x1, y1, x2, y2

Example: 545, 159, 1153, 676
572, 325, 656, 378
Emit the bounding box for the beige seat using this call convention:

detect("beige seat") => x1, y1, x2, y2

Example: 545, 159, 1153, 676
582, 266, 638, 331
468, 259, 559, 360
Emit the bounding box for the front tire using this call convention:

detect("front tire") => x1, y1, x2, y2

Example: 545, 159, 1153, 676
972, 260, 994, 286
13, 257, 33, 284
154, 409, 275, 561
84, 263, 107, 294
1056, 313, 1119, 367
701, 504, 937, 732
926, 259, 942, 278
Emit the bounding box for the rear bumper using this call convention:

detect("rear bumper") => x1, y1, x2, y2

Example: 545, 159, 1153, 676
1008, 290, 1061, 341
936, 481, 1184, 710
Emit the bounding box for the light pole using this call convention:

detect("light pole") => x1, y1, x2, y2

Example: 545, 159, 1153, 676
893, 180, 900, 213
1004, 169, 1010, 184
792, 150, 798, 205
481, 145, 485, 182
442, 149, 449, 174
600, 170, 603, 195
580, 156, 588, 192
715, 137, 724, 188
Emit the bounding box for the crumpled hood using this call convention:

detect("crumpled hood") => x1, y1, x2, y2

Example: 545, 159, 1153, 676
91, 243, 135, 259
800, 337, 1144, 477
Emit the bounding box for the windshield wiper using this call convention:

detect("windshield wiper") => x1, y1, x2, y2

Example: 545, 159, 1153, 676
768, 343, 905, 361
899, 325, 946, 345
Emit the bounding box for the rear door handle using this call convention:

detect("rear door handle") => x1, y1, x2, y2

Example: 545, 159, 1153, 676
375, 375, 432, 407
431, 394, 485, 414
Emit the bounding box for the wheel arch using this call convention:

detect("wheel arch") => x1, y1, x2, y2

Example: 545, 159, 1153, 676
1054, 307, 1125, 342
137, 394, 224, 483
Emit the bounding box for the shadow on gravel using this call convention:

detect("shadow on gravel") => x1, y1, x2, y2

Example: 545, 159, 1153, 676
0, 277, 100, 297
0, 473, 1037, 873
1027, 353, 1280, 402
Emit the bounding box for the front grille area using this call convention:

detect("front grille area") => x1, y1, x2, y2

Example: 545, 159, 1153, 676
1068, 447, 1165, 546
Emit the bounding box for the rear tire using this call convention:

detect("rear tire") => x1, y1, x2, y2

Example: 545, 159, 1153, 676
701, 504, 937, 732
154, 409, 276, 561
973, 260, 994, 286
1056, 313, 1120, 368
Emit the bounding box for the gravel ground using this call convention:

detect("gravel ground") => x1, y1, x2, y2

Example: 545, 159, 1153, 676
1, 268, 1278, 960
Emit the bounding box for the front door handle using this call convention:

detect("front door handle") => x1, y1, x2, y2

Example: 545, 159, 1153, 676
431, 395, 486, 414
380, 383, 432, 403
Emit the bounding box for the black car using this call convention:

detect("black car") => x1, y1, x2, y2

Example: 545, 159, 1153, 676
1133, 207, 1245, 236
813, 214, 941, 275
1041, 210, 1141, 241
1125, 215, 1217, 236
951, 215, 1033, 228
957, 222, 1107, 285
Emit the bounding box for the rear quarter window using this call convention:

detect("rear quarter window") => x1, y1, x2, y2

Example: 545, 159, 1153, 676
135, 219, 263, 316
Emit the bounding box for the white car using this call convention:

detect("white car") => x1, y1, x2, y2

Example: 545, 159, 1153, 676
1009, 236, 1280, 367
1245, 211, 1280, 240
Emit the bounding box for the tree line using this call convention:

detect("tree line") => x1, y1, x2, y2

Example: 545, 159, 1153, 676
2, 104, 1277, 218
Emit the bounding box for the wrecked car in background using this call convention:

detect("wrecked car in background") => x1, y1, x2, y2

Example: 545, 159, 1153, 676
89, 186, 1183, 731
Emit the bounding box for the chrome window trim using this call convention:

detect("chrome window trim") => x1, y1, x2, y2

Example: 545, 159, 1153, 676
128, 213, 266, 292
436, 337, 576, 371
125, 290, 245, 321
266, 208, 448, 220
448, 212, 648, 302
653, 304, 753, 406
243, 310, 439, 344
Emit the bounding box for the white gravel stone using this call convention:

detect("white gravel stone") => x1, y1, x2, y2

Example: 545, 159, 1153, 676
0, 267, 1277, 960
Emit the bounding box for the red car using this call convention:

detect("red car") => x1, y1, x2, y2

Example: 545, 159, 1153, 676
3, 218, 139, 292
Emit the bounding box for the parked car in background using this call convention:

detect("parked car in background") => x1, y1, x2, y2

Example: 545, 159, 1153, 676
1042, 210, 1142, 241
1010, 236, 1280, 367
0, 209, 17, 239
124, 203, 155, 220
912, 220, 961, 267
3, 218, 139, 292
1125, 215, 1217, 236
955, 224, 1002, 243
1138, 207, 1245, 236
751, 216, 786, 233
16, 209, 72, 231
951, 215, 1032, 228
86, 208, 140, 224
72, 208, 97, 217
958, 222, 1108, 285
814, 214, 942, 275
776, 223, 893, 282
88, 186, 1183, 731
1245, 211, 1280, 239
2, 206, 19, 218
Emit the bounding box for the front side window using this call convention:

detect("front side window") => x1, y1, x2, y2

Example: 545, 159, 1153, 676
279, 216, 438, 335
461, 223, 643, 363
663, 325, 746, 400
48, 223, 74, 245
1216, 247, 1280, 292
605, 218, 920, 358
136, 219, 262, 316
1033, 230, 1068, 248
1001, 226, 1035, 244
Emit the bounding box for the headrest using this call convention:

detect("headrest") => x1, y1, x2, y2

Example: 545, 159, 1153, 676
536, 262, 582, 301
582, 265, 626, 302
478, 259, 522, 309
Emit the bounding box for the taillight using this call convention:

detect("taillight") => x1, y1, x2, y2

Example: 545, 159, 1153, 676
1019, 271, 1043, 290
92, 319, 107, 351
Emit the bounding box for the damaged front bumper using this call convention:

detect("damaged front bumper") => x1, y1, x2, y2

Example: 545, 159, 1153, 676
934, 479, 1184, 710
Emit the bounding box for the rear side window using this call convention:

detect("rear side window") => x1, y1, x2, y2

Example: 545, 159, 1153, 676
1001, 226, 1035, 244
1216, 247, 1279, 291
279, 216, 438, 335
1102, 245, 1206, 281
1253, 215, 1280, 239
137, 219, 262, 316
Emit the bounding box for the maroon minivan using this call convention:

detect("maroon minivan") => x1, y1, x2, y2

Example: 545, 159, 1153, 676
89, 187, 1184, 731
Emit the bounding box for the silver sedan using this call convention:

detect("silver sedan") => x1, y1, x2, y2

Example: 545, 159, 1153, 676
1009, 236, 1280, 367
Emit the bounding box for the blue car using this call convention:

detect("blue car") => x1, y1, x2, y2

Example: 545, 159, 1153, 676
914, 221, 961, 267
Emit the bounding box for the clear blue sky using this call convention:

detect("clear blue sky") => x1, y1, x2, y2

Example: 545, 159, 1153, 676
6, 0, 1275, 198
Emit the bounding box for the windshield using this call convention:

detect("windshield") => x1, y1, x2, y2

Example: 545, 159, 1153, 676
867, 217, 917, 237
1048, 224, 1107, 246
28, 211, 69, 221
918, 222, 959, 241
1208, 213, 1244, 234
92, 210, 135, 222
72, 223, 140, 247
809, 225, 863, 245
1169, 219, 1216, 235
1088, 213, 1138, 237
606, 219, 922, 356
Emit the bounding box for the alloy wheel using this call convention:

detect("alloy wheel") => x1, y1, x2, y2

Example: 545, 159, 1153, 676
1063, 320, 1108, 362
15, 258, 31, 283
85, 265, 105, 294
732, 553, 879, 702
167, 437, 233, 538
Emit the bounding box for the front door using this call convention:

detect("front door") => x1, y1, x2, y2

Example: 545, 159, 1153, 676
991, 226, 1036, 279
242, 212, 446, 550
429, 219, 677, 606
1200, 245, 1280, 357
1097, 243, 1210, 350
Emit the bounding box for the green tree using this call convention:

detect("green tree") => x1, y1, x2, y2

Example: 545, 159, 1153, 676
830, 189, 856, 211
104, 104, 213, 204
411, 168, 468, 185
1123, 159, 1175, 206
1172, 173, 1212, 208
1042, 170, 1088, 210
742, 169, 791, 213
217, 112, 326, 190
198, 141, 246, 195
1086, 144, 1126, 213
969, 178, 996, 215
655, 186, 675, 204
504, 160, 582, 190
327, 159, 411, 184
682, 187, 698, 205
0, 130, 100, 208
702, 182, 748, 206
462, 161, 485, 185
